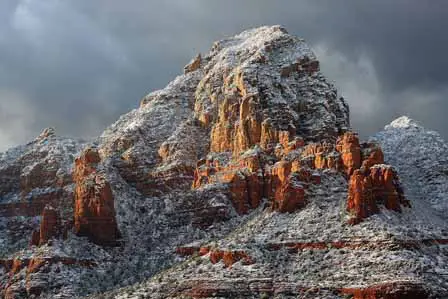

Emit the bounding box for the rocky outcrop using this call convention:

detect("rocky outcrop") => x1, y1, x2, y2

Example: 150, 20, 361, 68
347, 165, 409, 224
1, 257, 96, 299
18, 128, 74, 196
210, 250, 254, 268
30, 206, 63, 246
175, 246, 254, 268
195, 127, 409, 219
194, 25, 349, 157
268, 161, 306, 213
272, 178, 305, 213
360, 142, 384, 170
336, 132, 361, 176
193, 152, 264, 214
193, 151, 318, 214
340, 282, 429, 299
300, 141, 341, 170
0, 128, 81, 222
73, 148, 120, 246
277, 131, 409, 224
184, 54, 202, 74
209, 93, 265, 156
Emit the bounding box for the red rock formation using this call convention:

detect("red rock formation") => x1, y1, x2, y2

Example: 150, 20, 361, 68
210, 93, 263, 156
336, 132, 361, 176
199, 247, 210, 256
193, 151, 321, 214
193, 153, 265, 214
361, 142, 384, 170
266, 239, 447, 252
273, 179, 305, 213
267, 161, 306, 213
19, 162, 59, 195
30, 206, 62, 246
176, 246, 254, 268
176, 246, 199, 256
340, 282, 429, 299
347, 166, 409, 224
73, 148, 120, 246
38, 206, 60, 245
204, 113, 407, 220
209, 250, 224, 264
1, 257, 96, 299
301, 142, 341, 170
347, 169, 376, 223
369, 166, 409, 210
17, 129, 74, 197
143, 164, 196, 196
30, 230, 40, 247
222, 250, 254, 267
177, 279, 429, 299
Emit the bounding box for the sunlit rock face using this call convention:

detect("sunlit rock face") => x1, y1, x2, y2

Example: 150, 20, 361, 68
191, 25, 351, 216
73, 148, 120, 246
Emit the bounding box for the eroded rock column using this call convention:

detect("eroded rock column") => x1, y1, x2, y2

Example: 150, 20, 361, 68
73, 148, 120, 246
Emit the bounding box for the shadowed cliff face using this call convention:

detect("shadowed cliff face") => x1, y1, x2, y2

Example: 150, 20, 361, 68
0, 26, 446, 298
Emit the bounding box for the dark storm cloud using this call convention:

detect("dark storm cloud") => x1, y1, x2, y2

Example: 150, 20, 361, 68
0, 0, 447, 150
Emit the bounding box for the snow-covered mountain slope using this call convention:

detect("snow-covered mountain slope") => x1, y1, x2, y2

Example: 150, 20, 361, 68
0, 26, 447, 299
92, 170, 448, 298
372, 116, 448, 217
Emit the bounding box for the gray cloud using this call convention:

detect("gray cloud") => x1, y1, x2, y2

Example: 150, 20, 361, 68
0, 0, 447, 150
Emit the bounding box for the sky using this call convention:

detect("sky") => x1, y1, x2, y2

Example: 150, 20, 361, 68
0, 0, 447, 150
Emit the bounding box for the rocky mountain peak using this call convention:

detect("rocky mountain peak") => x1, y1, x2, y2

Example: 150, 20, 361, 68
37, 127, 56, 138
374, 116, 448, 216
193, 25, 350, 143
0, 26, 447, 298
384, 116, 423, 130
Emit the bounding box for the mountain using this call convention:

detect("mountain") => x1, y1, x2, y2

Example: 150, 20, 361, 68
0, 26, 447, 299
372, 116, 448, 217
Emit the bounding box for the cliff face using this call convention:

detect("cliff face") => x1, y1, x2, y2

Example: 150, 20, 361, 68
73, 148, 120, 246
0, 26, 447, 299
194, 128, 409, 224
